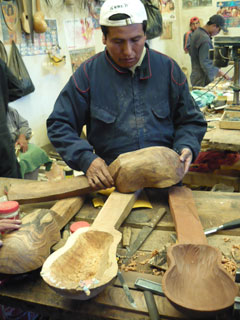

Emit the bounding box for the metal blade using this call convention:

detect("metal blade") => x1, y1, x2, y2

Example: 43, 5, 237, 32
117, 270, 137, 309
204, 227, 219, 235
123, 208, 166, 265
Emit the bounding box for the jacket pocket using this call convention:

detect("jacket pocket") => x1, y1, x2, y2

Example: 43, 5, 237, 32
151, 101, 170, 120
91, 105, 117, 124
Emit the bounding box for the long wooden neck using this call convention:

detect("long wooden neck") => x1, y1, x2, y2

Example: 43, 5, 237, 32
92, 190, 141, 232
168, 186, 207, 244
36, 0, 41, 12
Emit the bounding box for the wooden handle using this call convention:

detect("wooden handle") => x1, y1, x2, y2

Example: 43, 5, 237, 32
36, 0, 41, 12
168, 186, 207, 244
22, 0, 28, 12
92, 190, 141, 231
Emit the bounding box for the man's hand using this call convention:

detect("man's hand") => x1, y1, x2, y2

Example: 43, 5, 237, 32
179, 148, 193, 174
217, 70, 232, 81
0, 219, 21, 247
15, 134, 28, 153
86, 157, 114, 190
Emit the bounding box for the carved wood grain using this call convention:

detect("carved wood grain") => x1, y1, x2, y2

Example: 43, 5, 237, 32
0, 197, 85, 274
162, 186, 238, 313
41, 190, 141, 300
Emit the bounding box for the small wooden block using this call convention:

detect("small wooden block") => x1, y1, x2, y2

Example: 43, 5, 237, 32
122, 226, 132, 247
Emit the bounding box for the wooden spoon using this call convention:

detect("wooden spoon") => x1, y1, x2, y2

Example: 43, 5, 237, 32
41, 190, 141, 300
20, 0, 30, 34
33, 0, 47, 33
0, 197, 85, 274
162, 186, 238, 313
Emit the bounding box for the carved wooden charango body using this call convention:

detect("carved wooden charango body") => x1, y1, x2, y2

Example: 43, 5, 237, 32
109, 146, 185, 192
0, 197, 85, 274
162, 186, 238, 313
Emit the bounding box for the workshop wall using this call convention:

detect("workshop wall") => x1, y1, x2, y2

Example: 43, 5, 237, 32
1, 0, 239, 148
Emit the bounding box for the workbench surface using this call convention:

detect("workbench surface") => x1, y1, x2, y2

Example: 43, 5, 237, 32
0, 178, 240, 320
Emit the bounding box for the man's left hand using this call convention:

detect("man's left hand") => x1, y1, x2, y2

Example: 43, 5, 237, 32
179, 148, 193, 174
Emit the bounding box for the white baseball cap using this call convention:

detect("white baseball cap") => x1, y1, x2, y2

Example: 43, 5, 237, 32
99, 0, 147, 27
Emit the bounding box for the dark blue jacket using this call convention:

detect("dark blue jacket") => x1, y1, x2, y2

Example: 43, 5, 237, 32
47, 46, 207, 173
189, 27, 219, 87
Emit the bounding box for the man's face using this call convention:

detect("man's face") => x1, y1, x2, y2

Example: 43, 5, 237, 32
102, 23, 146, 69
209, 24, 221, 36
190, 21, 200, 31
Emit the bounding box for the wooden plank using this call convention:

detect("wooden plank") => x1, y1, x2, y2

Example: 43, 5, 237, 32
183, 171, 240, 191
7, 176, 92, 204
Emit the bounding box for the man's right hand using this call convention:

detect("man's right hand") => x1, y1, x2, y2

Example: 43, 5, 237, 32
86, 157, 114, 190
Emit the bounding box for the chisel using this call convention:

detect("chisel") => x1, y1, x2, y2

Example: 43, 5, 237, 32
204, 218, 240, 235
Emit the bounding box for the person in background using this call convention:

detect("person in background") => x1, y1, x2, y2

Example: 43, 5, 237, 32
0, 58, 23, 178
189, 14, 231, 87
7, 107, 52, 180
47, 0, 207, 190
183, 16, 200, 54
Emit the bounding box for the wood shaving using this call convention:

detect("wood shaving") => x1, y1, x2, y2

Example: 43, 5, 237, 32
139, 258, 150, 265
223, 237, 230, 242
151, 249, 159, 257
221, 255, 237, 276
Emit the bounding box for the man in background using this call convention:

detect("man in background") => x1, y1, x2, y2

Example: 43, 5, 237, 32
189, 14, 230, 87
183, 16, 200, 54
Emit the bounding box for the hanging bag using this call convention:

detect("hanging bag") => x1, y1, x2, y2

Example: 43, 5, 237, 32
8, 40, 35, 96
141, 0, 163, 40
0, 40, 8, 64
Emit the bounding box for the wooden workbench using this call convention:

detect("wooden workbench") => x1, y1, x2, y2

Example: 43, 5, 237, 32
203, 121, 240, 152
0, 178, 240, 319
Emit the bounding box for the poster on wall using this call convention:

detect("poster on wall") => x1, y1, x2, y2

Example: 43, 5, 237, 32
159, 0, 176, 20
0, 0, 18, 44
20, 19, 59, 56
182, 0, 212, 9
217, 1, 240, 27
64, 18, 95, 50
69, 47, 96, 73
88, 0, 105, 29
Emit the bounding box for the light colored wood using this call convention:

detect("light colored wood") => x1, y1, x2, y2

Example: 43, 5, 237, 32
21, 0, 30, 33
41, 190, 141, 300
183, 171, 240, 191
219, 111, 240, 130
109, 146, 184, 193
122, 226, 132, 247
33, 0, 47, 33
203, 121, 240, 152
0, 197, 85, 274
162, 186, 238, 313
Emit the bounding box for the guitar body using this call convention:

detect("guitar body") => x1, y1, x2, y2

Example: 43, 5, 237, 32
162, 186, 238, 313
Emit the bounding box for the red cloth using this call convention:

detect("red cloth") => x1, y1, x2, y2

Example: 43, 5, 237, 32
189, 151, 240, 173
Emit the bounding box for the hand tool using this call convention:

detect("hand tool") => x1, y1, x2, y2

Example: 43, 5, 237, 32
117, 270, 137, 309
135, 278, 164, 320
123, 208, 166, 265
204, 218, 240, 235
